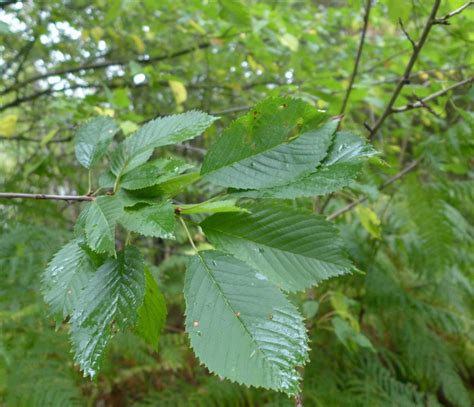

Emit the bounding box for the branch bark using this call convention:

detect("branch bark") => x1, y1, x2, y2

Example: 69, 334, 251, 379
326, 159, 421, 221
339, 0, 372, 115
368, 0, 442, 140
391, 77, 473, 113
0, 192, 94, 202
433, 1, 473, 24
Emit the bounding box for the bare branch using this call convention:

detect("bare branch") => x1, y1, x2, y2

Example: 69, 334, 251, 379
433, 1, 473, 25
0, 192, 94, 202
398, 18, 416, 51
339, 0, 372, 115
326, 159, 421, 221
391, 77, 473, 113
369, 0, 442, 141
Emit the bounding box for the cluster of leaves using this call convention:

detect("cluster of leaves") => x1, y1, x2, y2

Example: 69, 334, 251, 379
1, 0, 473, 405
41, 96, 375, 395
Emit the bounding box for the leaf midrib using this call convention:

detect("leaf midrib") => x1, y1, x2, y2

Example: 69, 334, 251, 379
195, 252, 282, 378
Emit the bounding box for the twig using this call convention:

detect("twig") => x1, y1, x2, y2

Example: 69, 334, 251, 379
210, 105, 250, 115
433, 1, 473, 25
398, 18, 416, 51
339, 0, 372, 115
326, 159, 421, 221
391, 77, 473, 113
369, 0, 442, 141
0, 192, 94, 202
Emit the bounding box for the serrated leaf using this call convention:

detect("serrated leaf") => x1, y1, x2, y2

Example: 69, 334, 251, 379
42, 239, 96, 320
201, 97, 333, 189
119, 201, 175, 239
84, 196, 123, 255
233, 131, 376, 199
185, 250, 308, 395
136, 268, 167, 347
110, 111, 217, 177
75, 117, 119, 169
201, 203, 353, 292
70, 246, 145, 378
179, 199, 249, 214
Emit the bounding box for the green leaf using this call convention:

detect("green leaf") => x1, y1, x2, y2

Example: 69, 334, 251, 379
201, 97, 333, 189
42, 239, 96, 320
201, 203, 353, 292
84, 195, 123, 255
70, 246, 145, 378
356, 206, 382, 239
119, 159, 193, 190
185, 250, 308, 395
110, 111, 217, 177
233, 131, 376, 199
179, 199, 249, 214
136, 268, 167, 347
75, 117, 119, 169
218, 0, 251, 27
119, 201, 175, 239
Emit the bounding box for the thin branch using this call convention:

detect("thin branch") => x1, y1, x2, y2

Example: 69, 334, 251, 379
339, 0, 372, 115
369, 0, 442, 141
398, 18, 416, 51
391, 77, 473, 113
0, 42, 211, 96
326, 159, 421, 221
0, 192, 94, 202
0, 134, 72, 143
211, 105, 251, 115
433, 1, 473, 24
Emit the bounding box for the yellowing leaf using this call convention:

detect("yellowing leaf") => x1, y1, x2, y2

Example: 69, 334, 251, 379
169, 80, 187, 105
120, 120, 139, 136
279, 33, 299, 52
94, 107, 115, 117
0, 114, 18, 137
131, 34, 145, 53
40, 129, 59, 146
91, 27, 104, 42
247, 55, 263, 72
356, 206, 381, 239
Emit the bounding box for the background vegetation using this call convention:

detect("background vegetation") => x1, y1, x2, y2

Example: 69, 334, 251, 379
0, 0, 472, 405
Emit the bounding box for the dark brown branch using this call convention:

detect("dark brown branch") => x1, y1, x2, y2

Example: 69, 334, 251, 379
433, 1, 473, 24
327, 159, 421, 221
339, 0, 372, 115
0, 134, 72, 143
0, 42, 211, 96
391, 77, 473, 113
0, 192, 94, 202
369, 0, 442, 141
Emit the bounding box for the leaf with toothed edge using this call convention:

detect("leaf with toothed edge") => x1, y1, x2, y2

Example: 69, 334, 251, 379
184, 250, 308, 395
70, 246, 145, 378
201, 202, 353, 292
118, 201, 176, 239
231, 131, 377, 199
42, 238, 96, 320
84, 195, 123, 255
75, 116, 119, 169
135, 268, 167, 347
201, 97, 334, 189
110, 111, 217, 177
